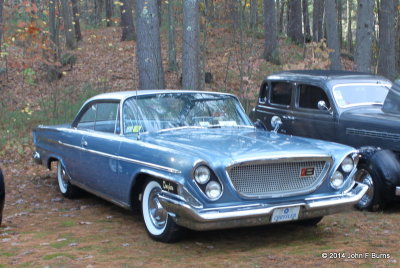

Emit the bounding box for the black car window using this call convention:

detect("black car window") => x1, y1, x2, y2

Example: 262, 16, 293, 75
298, 85, 330, 110
259, 83, 269, 103
270, 82, 292, 106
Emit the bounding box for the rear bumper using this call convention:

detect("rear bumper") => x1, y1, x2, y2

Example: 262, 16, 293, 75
158, 182, 368, 231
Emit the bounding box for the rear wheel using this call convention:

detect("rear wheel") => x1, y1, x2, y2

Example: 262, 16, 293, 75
57, 161, 80, 198
141, 180, 182, 243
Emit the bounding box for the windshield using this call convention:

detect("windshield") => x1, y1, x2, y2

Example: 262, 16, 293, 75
382, 85, 400, 114
332, 83, 390, 108
122, 92, 252, 134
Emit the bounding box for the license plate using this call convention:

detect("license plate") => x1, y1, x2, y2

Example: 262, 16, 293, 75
271, 206, 300, 223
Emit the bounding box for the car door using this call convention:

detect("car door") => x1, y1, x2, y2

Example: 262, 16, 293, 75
291, 84, 338, 141
76, 101, 122, 200
254, 80, 295, 134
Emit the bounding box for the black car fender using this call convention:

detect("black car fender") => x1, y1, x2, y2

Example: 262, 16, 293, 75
367, 150, 400, 201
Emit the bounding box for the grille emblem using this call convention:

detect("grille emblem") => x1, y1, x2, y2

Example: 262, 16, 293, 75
300, 167, 315, 177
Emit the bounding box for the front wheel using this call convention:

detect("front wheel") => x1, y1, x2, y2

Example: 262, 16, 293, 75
57, 161, 80, 198
141, 180, 183, 243
354, 163, 378, 211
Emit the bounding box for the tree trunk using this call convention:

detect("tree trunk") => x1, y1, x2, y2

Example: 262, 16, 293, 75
105, 0, 112, 26
347, 0, 353, 53
312, 0, 324, 42
135, 0, 164, 89
287, 0, 303, 43
377, 0, 397, 80
302, 0, 311, 41
0, 0, 4, 50
182, 0, 201, 90
325, 0, 342, 70
263, 0, 280, 64
250, 0, 257, 29
49, 0, 60, 60
229, 0, 239, 29
120, 0, 136, 41
60, 0, 77, 50
71, 0, 82, 41
355, 0, 374, 72
95, 0, 104, 25
278, 0, 285, 34
337, 0, 343, 48
167, 0, 176, 71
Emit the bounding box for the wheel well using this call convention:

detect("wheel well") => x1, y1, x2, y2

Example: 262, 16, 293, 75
130, 173, 151, 210
47, 157, 59, 170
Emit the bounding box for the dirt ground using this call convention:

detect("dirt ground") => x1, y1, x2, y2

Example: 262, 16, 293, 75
0, 158, 399, 268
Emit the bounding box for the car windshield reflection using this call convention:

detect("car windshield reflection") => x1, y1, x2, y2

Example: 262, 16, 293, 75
332, 83, 390, 108
122, 93, 253, 134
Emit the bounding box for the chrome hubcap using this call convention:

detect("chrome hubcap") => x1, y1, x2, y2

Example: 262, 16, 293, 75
355, 169, 374, 208
60, 167, 68, 189
148, 188, 167, 229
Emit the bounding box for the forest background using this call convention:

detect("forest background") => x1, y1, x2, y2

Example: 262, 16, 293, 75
0, 1, 400, 267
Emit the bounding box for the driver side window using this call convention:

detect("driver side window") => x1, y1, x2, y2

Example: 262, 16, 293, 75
298, 85, 330, 110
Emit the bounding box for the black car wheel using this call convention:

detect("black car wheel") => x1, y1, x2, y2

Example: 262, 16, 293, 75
141, 180, 183, 243
355, 150, 400, 211
354, 163, 376, 210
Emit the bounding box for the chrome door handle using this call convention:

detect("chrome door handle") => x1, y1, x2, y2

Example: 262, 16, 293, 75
81, 140, 88, 147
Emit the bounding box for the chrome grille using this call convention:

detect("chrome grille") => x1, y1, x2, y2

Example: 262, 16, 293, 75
228, 160, 330, 198
346, 128, 400, 142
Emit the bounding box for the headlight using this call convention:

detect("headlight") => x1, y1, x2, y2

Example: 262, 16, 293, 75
331, 171, 344, 189
341, 157, 354, 173
205, 181, 222, 199
194, 166, 211, 184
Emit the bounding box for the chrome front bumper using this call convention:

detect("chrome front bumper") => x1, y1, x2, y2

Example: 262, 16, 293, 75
158, 182, 368, 231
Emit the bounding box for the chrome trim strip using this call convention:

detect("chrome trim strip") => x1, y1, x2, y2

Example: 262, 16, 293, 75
57, 141, 181, 174
396, 186, 400, 196
72, 181, 131, 209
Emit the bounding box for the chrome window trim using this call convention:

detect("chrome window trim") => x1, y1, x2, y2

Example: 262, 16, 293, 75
225, 155, 333, 199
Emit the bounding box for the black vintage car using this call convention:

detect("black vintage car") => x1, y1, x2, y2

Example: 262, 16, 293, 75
0, 168, 4, 226
250, 70, 400, 211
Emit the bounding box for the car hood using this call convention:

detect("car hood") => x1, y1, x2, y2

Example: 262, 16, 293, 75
142, 128, 353, 166
341, 106, 400, 128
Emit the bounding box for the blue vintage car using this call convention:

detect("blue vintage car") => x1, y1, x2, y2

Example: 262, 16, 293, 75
33, 90, 368, 242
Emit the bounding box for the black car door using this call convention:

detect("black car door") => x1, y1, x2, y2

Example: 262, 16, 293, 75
291, 84, 338, 141
254, 81, 295, 134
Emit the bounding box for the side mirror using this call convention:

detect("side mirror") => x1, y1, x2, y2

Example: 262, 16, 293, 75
317, 100, 329, 111
270, 116, 282, 133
